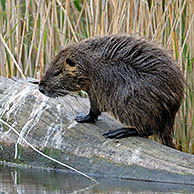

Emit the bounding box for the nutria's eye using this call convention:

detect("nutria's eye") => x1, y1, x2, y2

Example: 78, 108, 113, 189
66, 58, 76, 67
53, 69, 63, 76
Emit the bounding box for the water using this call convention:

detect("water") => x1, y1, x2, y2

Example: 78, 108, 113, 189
0, 165, 194, 194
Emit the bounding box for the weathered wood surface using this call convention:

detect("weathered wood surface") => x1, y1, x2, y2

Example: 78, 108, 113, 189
0, 76, 194, 185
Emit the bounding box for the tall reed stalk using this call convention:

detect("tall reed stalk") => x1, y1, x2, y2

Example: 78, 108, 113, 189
0, 0, 194, 153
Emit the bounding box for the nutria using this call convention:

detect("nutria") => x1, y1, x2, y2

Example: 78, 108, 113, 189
39, 34, 185, 148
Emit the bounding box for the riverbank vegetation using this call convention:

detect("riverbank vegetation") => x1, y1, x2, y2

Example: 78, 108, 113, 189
0, 0, 194, 153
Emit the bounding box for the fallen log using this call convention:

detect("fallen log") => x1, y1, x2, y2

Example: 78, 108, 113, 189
0, 76, 194, 185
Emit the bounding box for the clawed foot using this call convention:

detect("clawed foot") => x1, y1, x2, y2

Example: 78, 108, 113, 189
103, 127, 139, 139
75, 113, 96, 123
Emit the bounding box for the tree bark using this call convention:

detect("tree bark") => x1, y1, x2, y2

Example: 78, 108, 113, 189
0, 76, 194, 185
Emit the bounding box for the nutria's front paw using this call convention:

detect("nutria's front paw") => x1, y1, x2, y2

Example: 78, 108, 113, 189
75, 113, 96, 123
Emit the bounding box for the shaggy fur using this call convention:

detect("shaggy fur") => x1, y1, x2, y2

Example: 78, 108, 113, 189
39, 34, 185, 148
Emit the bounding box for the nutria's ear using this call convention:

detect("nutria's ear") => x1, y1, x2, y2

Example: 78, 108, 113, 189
66, 58, 76, 67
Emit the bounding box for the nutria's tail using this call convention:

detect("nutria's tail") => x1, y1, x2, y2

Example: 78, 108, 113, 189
160, 116, 176, 149
161, 135, 176, 149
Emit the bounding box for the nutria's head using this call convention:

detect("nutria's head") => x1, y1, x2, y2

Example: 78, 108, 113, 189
39, 45, 89, 97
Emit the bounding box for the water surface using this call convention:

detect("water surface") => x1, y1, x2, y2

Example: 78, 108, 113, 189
0, 164, 194, 193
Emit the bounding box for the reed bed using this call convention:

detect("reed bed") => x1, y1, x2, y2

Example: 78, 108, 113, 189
0, 0, 194, 153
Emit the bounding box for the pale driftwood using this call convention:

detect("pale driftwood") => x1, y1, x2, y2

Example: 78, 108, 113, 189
0, 76, 194, 185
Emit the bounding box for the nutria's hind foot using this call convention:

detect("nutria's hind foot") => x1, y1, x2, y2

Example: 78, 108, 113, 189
103, 127, 139, 139
103, 128, 154, 139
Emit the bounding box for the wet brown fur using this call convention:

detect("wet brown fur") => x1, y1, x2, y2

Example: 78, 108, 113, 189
39, 34, 185, 148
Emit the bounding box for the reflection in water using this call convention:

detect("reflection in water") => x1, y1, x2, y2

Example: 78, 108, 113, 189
0, 164, 194, 194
